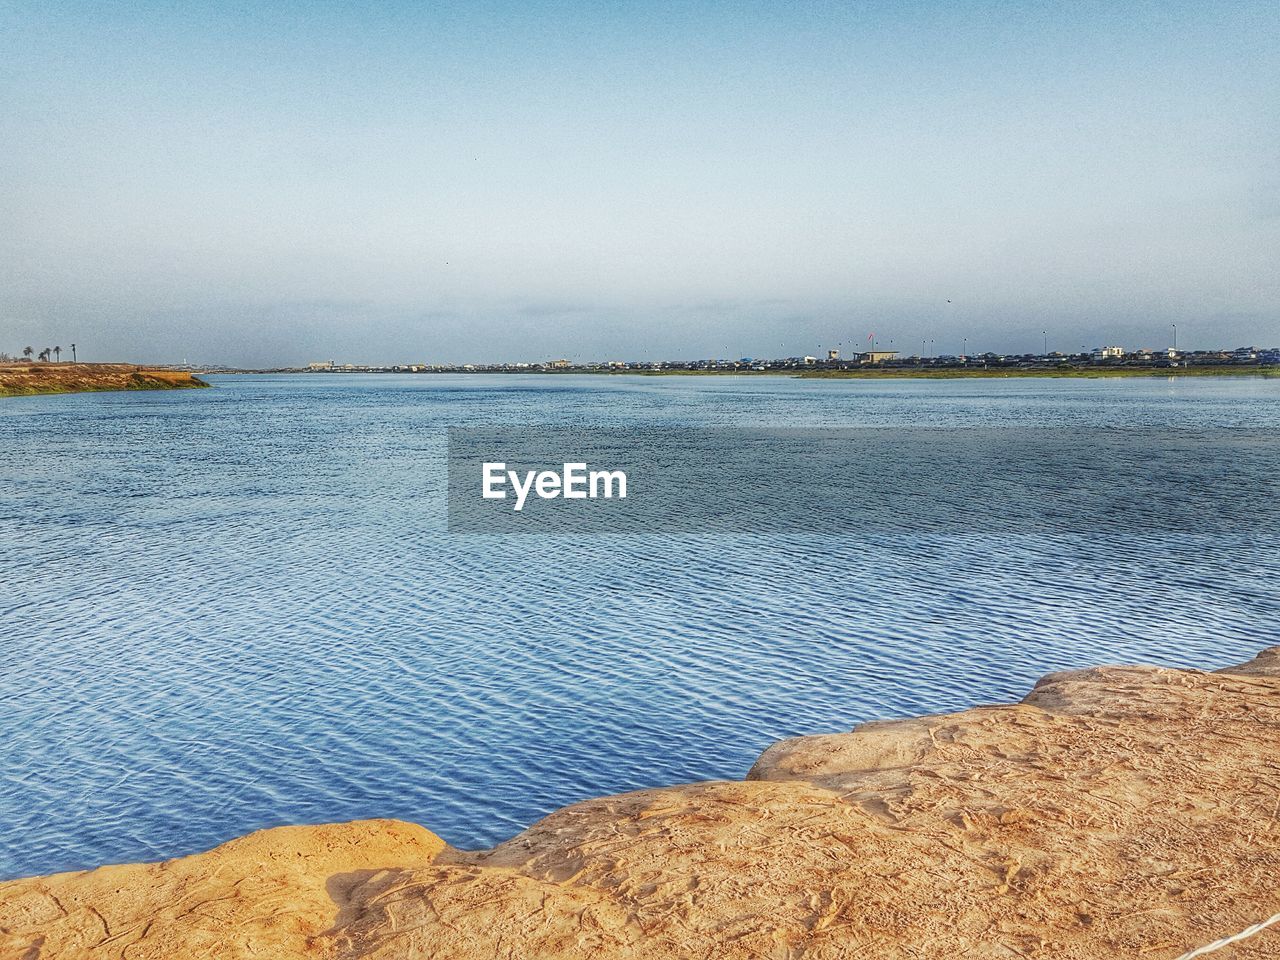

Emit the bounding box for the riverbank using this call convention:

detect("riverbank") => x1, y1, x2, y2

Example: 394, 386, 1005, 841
622, 365, 1278, 378
2, 646, 1277, 959
798, 365, 1280, 379
0, 363, 209, 397
218, 364, 1280, 379
619, 365, 1279, 378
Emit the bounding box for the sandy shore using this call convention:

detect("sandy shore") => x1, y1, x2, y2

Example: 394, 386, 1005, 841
2, 647, 1278, 959
0, 363, 208, 398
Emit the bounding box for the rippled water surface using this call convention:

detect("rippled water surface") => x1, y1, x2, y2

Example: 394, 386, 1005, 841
2, 374, 1278, 879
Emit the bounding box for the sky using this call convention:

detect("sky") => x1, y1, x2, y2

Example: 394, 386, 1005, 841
1, 0, 1277, 366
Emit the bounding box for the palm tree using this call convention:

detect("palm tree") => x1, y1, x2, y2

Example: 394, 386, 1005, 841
23, 346, 32, 359
38, 348, 50, 362
70, 343, 76, 363
53, 345, 62, 362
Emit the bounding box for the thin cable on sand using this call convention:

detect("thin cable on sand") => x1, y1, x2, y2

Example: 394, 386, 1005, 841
1174, 910, 1280, 960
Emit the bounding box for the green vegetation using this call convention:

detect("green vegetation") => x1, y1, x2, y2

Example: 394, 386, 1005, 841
797, 365, 1280, 380
534, 365, 1280, 379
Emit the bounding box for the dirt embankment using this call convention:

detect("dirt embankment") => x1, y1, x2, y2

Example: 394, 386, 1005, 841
0, 363, 209, 398
2, 648, 1278, 960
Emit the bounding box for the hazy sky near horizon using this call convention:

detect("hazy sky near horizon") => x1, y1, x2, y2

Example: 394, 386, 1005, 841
2, 0, 1277, 365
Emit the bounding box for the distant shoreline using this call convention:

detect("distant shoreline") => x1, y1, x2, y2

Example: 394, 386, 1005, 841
0, 363, 210, 398
796, 365, 1280, 379
618, 365, 1280, 379
209, 365, 1280, 380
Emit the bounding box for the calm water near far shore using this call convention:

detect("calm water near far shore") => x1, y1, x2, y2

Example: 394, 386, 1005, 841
2, 374, 1278, 879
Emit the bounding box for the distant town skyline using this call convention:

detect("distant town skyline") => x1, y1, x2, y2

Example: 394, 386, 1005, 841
287, 342, 1278, 376
11, 322, 1274, 370
3, 0, 1278, 367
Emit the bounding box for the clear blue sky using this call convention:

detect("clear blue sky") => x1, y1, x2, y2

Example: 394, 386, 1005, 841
2, 0, 1277, 364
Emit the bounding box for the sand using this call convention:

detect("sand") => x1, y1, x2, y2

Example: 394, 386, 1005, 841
0, 363, 208, 397
3, 647, 1278, 959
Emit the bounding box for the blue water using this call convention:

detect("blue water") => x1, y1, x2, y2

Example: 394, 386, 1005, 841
1, 374, 1278, 880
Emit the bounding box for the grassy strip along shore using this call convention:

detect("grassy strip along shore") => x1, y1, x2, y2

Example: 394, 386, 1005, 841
796, 363, 1280, 379
535, 365, 1280, 378
0, 363, 209, 398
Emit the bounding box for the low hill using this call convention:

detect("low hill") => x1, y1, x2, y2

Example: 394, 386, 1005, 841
0, 363, 209, 397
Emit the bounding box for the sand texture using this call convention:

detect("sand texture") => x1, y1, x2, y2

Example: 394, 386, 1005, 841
3, 648, 1278, 959
0, 363, 207, 397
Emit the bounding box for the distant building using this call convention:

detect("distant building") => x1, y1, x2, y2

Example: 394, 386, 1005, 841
308, 360, 334, 371
548, 358, 571, 369
1094, 346, 1125, 359
859, 350, 899, 364
827, 349, 840, 360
